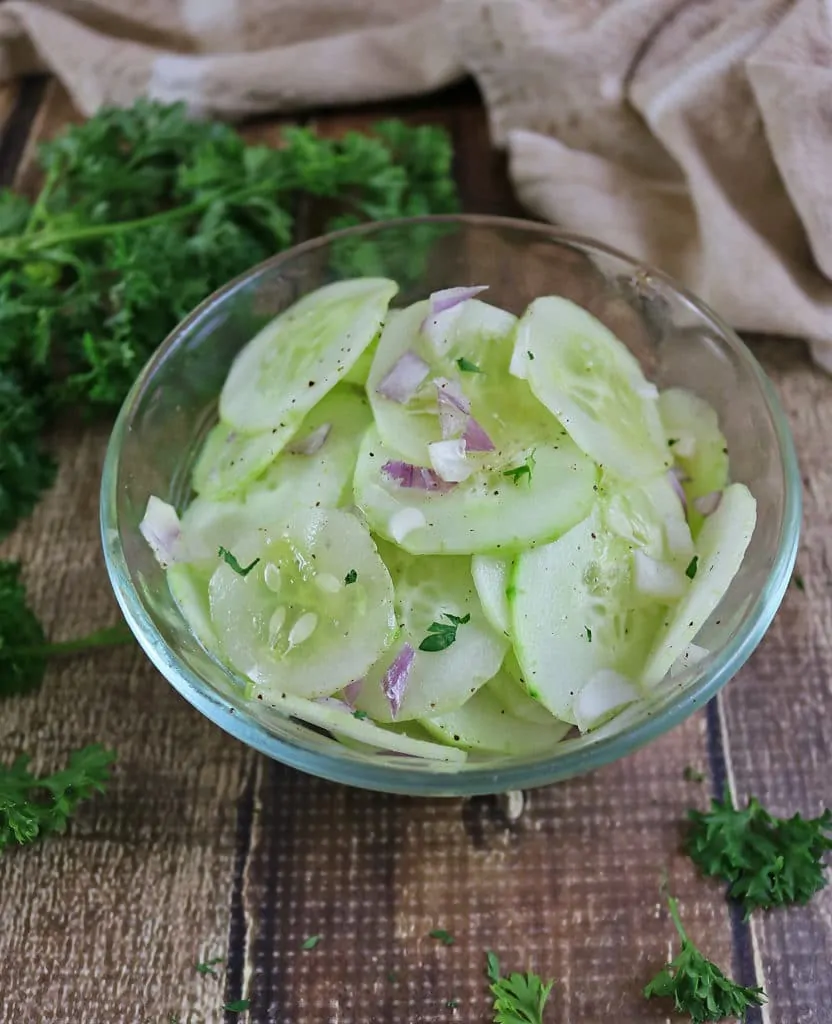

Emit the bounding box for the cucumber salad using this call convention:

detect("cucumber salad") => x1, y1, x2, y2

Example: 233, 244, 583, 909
140, 278, 756, 765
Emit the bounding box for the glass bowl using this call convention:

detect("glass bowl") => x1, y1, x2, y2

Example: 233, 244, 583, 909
100, 215, 800, 796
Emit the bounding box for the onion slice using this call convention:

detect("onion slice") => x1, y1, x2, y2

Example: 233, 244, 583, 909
463, 416, 495, 452
287, 422, 331, 455
693, 490, 722, 516
376, 350, 430, 403
382, 460, 456, 492
428, 439, 472, 483
426, 285, 488, 319
382, 643, 416, 718
140, 496, 185, 568
342, 679, 363, 707
573, 670, 640, 733
633, 550, 687, 600
666, 469, 688, 510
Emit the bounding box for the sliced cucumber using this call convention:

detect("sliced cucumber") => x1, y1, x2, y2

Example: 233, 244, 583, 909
602, 472, 694, 568
510, 505, 666, 723
515, 297, 670, 479
472, 555, 512, 635
658, 387, 729, 536
191, 419, 296, 499
354, 426, 598, 555
167, 562, 218, 654
487, 659, 566, 727
208, 508, 396, 698
183, 388, 372, 559
220, 278, 398, 432
367, 298, 557, 465
420, 680, 570, 754
354, 544, 508, 722
252, 691, 467, 763
640, 483, 756, 687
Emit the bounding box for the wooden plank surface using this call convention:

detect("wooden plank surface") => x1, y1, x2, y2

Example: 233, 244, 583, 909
1, 75, 830, 1024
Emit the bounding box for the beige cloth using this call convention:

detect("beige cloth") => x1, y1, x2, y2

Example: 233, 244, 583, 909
1, 0, 831, 368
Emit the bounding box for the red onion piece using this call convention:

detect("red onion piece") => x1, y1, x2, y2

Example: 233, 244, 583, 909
693, 490, 722, 516
381, 643, 415, 718
666, 469, 687, 510
342, 679, 363, 707
376, 350, 430, 403
288, 422, 331, 455
382, 460, 456, 493
427, 285, 488, 318
434, 377, 470, 414
462, 416, 495, 452
140, 496, 184, 568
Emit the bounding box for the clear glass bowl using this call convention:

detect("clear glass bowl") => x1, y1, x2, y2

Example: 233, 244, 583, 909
100, 215, 801, 796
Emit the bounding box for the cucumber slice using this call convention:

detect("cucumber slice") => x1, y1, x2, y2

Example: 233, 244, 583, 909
640, 483, 756, 687
510, 505, 665, 723
354, 544, 508, 722
183, 388, 372, 559
471, 555, 512, 635
220, 278, 398, 432
658, 387, 729, 536
420, 680, 570, 754
367, 298, 557, 465
487, 659, 566, 726
515, 297, 670, 479
602, 471, 694, 568
208, 508, 396, 698
251, 691, 466, 763
354, 426, 598, 555
167, 562, 218, 653
192, 419, 296, 499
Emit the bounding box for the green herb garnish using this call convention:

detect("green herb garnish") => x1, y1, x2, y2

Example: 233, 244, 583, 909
0, 744, 115, 853
503, 450, 536, 487
302, 935, 321, 950
585, 625, 592, 643
683, 766, 705, 783
644, 894, 766, 1022
352, 710, 369, 720
686, 788, 832, 916
195, 957, 223, 978
223, 999, 251, 1014
218, 547, 260, 577
429, 928, 455, 946
685, 556, 699, 580
526, 351, 534, 360
486, 950, 554, 1024
456, 357, 483, 373
344, 569, 358, 585
419, 613, 471, 653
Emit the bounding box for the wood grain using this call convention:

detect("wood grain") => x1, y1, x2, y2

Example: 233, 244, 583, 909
0, 84, 253, 1024
719, 337, 832, 1024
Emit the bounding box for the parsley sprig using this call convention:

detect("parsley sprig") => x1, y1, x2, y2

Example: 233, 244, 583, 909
486, 951, 554, 1024
419, 612, 470, 652
687, 789, 832, 916
218, 546, 260, 578
644, 894, 766, 1023
503, 450, 536, 487
0, 744, 115, 852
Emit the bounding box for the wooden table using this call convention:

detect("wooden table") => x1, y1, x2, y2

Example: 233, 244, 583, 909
1, 77, 830, 1024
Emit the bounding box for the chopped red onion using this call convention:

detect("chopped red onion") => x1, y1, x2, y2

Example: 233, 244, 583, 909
342, 679, 363, 707
140, 496, 184, 568
427, 285, 488, 318
288, 422, 331, 455
434, 377, 471, 414
382, 460, 456, 492
462, 416, 495, 452
381, 643, 415, 718
693, 490, 722, 516
635, 380, 659, 400
666, 469, 687, 510
428, 439, 472, 483
573, 670, 640, 733
376, 350, 430, 403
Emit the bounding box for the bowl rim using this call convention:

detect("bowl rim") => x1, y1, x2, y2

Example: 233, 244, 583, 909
100, 213, 802, 796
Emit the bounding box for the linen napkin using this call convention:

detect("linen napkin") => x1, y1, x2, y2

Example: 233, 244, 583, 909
1, 0, 830, 368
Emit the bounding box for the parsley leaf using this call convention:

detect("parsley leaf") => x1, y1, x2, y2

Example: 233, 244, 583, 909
352, 710, 369, 721
0, 559, 132, 700
584, 625, 592, 643
223, 999, 251, 1014
485, 951, 554, 1024
0, 373, 56, 539
644, 894, 766, 1022
429, 928, 454, 946
302, 935, 321, 950
218, 547, 260, 577
685, 556, 699, 580
503, 451, 536, 487
456, 357, 482, 373
686, 788, 832, 916
0, 744, 115, 852
792, 572, 805, 592
344, 569, 358, 585
419, 612, 471, 653
195, 957, 223, 977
